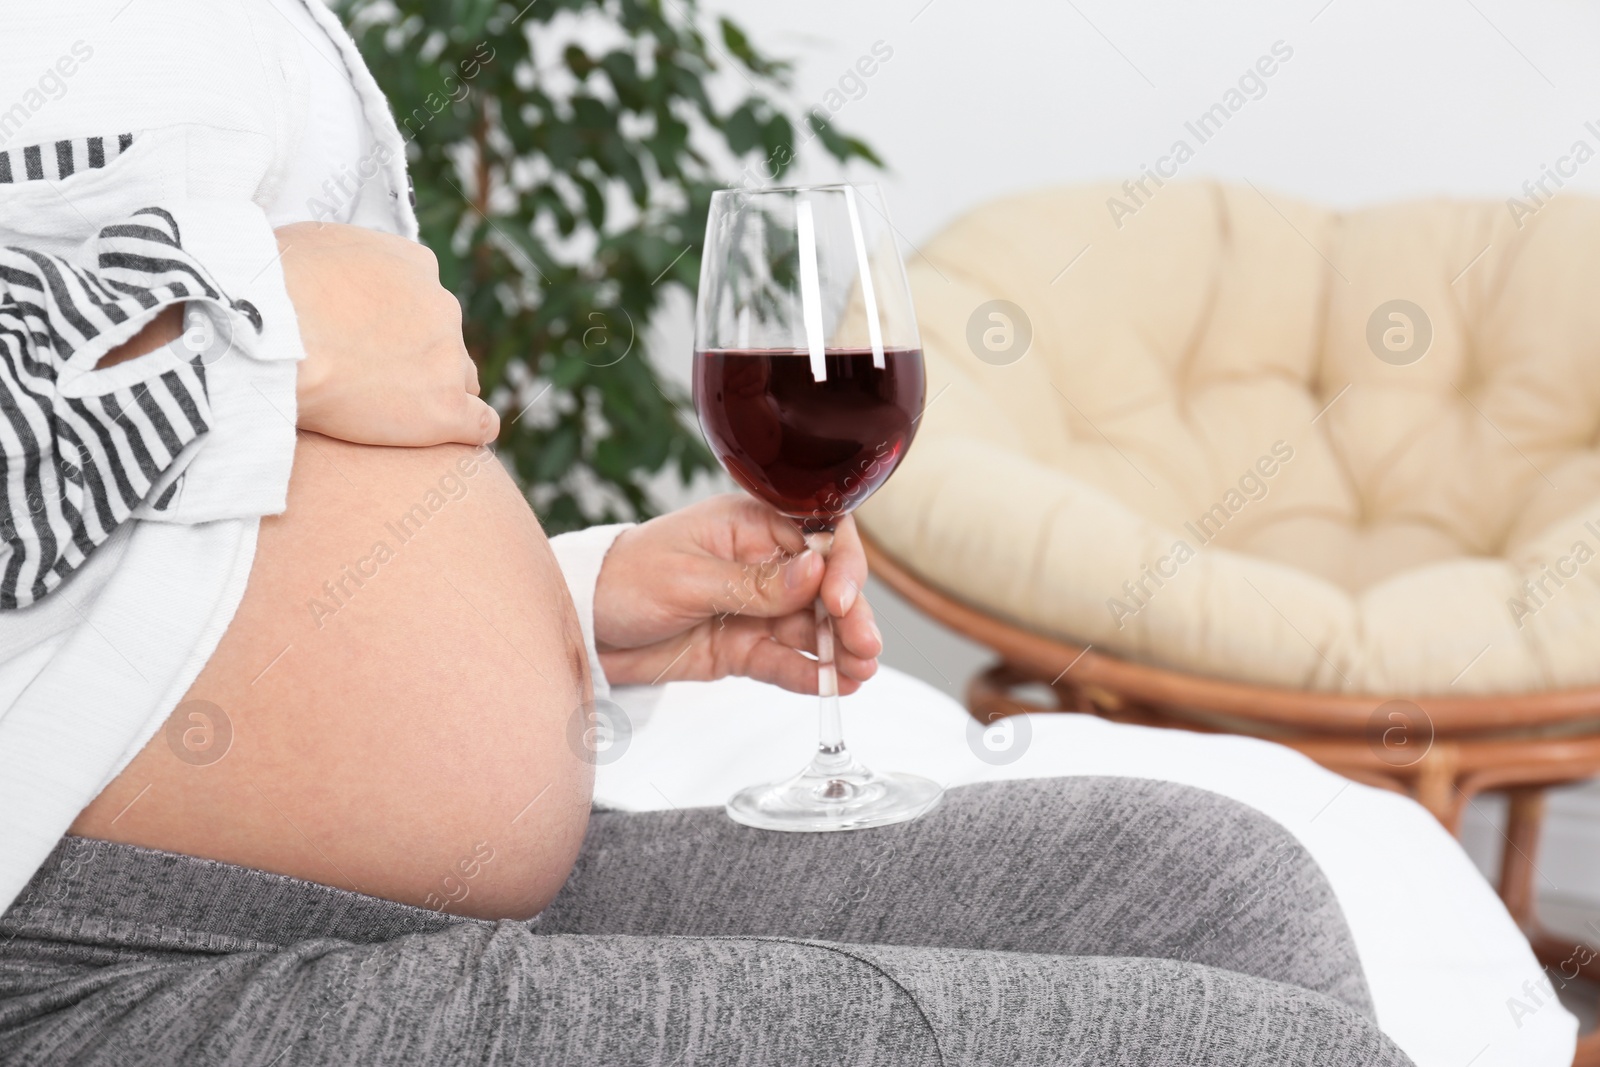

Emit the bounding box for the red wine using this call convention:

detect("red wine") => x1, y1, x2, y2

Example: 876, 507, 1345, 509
694, 347, 925, 531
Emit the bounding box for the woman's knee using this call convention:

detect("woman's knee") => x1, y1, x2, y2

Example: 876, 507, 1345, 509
942, 777, 1371, 1012
823, 944, 1409, 1067
947, 776, 1322, 893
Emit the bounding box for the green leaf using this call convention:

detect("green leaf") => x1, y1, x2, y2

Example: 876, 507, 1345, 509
722, 103, 762, 155
332, 0, 883, 533
532, 424, 580, 482
719, 17, 790, 81
564, 45, 596, 79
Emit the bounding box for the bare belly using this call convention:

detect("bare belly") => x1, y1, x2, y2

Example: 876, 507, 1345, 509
70, 434, 594, 920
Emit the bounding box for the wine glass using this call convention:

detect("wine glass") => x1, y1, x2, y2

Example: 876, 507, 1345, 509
692, 182, 943, 832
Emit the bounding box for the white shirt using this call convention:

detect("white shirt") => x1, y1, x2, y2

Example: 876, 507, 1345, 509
264, 0, 369, 227
0, 0, 625, 914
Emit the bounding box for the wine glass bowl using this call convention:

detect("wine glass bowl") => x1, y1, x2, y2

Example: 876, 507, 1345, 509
693, 345, 924, 533
693, 183, 943, 831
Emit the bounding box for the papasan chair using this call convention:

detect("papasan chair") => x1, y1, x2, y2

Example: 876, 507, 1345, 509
856, 180, 1600, 1054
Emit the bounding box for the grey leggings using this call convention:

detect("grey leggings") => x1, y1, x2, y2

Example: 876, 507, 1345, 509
0, 777, 1412, 1066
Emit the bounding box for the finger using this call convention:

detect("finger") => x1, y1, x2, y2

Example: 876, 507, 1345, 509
709, 614, 872, 694
403, 236, 440, 271
463, 353, 482, 397
478, 398, 501, 443
729, 494, 807, 559
596, 623, 827, 694
836, 649, 878, 685
767, 607, 877, 663
437, 393, 499, 446
598, 644, 699, 688
739, 638, 826, 694
737, 636, 865, 696
821, 514, 869, 618
768, 610, 818, 651
834, 593, 882, 662
764, 611, 878, 684
704, 544, 822, 620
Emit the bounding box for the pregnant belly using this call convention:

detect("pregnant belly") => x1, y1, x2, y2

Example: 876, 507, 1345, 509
71, 435, 595, 920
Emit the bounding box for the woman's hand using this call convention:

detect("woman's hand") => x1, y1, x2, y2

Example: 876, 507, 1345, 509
593, 495, 883, 694
276, 222, 498, 447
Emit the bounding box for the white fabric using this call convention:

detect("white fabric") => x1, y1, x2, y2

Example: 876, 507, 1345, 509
0, 0, 412, 913
264, 0, 369, 228
547, 524, 632, 700
0, 192, 269, 606
0, 0, 625, 914
596, 667, 1578, 1067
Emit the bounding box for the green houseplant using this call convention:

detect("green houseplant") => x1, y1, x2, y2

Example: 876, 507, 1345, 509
334, 0, 883, 533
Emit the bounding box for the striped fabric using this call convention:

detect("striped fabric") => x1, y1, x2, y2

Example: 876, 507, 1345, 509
0, 205, 261, 609
0, 133, 135, 184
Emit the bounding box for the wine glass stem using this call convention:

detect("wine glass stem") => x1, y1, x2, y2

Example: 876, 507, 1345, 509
806, 531, 848, 766
815, 595, 843, 754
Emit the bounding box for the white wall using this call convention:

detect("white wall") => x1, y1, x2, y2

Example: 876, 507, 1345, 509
711, 0, 1600, 238
664, 0, 1600, 907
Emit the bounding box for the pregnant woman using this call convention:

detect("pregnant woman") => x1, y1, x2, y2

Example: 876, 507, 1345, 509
0, 3, 1412, 1064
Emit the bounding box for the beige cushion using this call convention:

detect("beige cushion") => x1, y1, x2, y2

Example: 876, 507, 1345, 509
859, 182, 1600, 695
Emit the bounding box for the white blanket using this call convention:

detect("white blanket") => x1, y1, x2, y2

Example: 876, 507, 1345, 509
595, 667, 1576, 1067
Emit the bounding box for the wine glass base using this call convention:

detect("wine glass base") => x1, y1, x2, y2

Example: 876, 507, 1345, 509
725, 762, 944, 832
